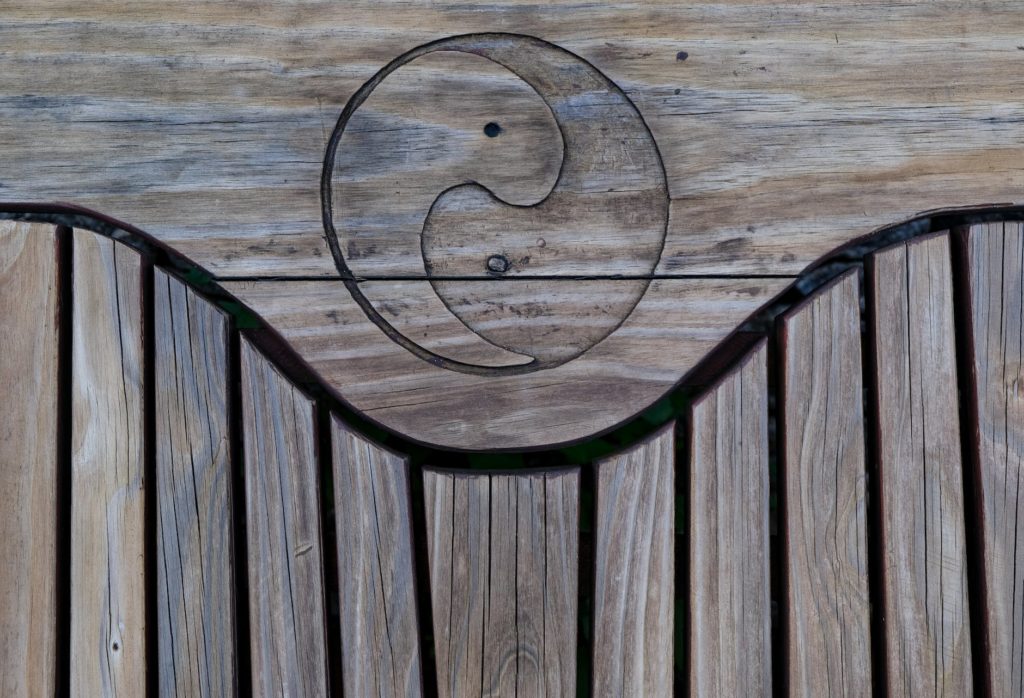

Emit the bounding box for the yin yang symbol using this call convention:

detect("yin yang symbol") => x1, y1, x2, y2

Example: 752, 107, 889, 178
322, 33, 669, 376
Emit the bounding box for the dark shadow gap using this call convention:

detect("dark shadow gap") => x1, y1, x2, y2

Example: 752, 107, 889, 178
771, 306, 789, 697
227, 324, 253, 697
53, 225, 73, 698
141, 254, 158, 697
408, 460, 440, 698
950, 225, 993, 698
675, 418, 690, 698
315, 403, 345, 696
576, 462, 596, 698
862, 254, 890, 698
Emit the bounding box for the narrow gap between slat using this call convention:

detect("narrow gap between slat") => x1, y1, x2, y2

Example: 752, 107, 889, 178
950, 225, 994, 698
227, 323, 252, 697
773, 306, 790, 697
408, 459, 440, 697
54, 225, 73, 698
576, 462, 596, 698
675, 419, 690, 698
861, 257, 890, 698
316, 403, 345, 697
767, 319, 783, 696
141, 252, 158, 698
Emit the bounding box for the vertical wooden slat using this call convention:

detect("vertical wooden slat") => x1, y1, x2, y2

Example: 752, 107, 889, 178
240, 339, 327, 696
780, 271, 872, 695
593, 423, 675, 696
869, 232, 973, 696
0, 221, 59, 696
424, 468, 579, 697
331, 418, 422, 697
70, 231, 146, 695
154, 270, 235, 696
967, 221, 1024, 697
689, 344, 771, 696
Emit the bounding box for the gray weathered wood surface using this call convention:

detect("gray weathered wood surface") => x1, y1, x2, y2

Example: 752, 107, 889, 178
423, 468, 579, 697
241, 340, 328, 697
593, 425, 675, 696
331, 419, 422, 697
4, 2, 1021, 449
779, 270, 872, 695
0, 221, 59, 696
869, 233, 973, 696
967, 221, 1024, 697
689, 344, 771, 696
225, 277, 784, 449
70, 231, 147, 695
154, 269, 235, 696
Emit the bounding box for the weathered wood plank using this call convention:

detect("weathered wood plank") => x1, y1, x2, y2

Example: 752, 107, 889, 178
779, 271, 871, 695
153, 269, 235, 696
70, 231, 146, 695
331, 418, 422, 697
869, 233, 972, 696
593, 424, 675, 695
240, 339, 327, 696
423, 468, 579, 697
966, 221, 1024, 697
689, 344, 771, 696
0, 2, 1020, 278
0, 221, 59, 696
224, 277, 787, 449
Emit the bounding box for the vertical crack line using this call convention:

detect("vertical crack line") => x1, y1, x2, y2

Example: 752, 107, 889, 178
862, 256, 890, 698
950, 225, 993, 698
576, 462, 597, 697
228, 325, 251, 698
677, 417, 690, 698
141, 253, 158, 698
54, 225, 74, 698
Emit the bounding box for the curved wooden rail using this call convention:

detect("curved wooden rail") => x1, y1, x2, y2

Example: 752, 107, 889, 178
1, 213, 1023, 695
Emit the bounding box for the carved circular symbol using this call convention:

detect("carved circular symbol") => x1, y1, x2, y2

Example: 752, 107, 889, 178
322, 33, 669, 376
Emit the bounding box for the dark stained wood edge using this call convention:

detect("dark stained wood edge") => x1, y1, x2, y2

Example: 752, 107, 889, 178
408, 461, 441, 698
316, 403, 345, 698
950, 225, 994, 698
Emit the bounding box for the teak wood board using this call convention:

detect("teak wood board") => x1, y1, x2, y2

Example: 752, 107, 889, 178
2, 1, 1022, 448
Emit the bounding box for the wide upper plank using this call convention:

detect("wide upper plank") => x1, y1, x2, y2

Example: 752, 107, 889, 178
869, 233, 972, 696
331, 419, 422, 697
0, 222, 60, 697
593, 424, 675, 696
780, 271, 871, 696
241, 340, 327, 696
423, 468, 579, 697
70, 231, 146, 695
0, 2, 1020, 278
966, 221, 1024, 697
154, 269, 235, 696
689, 344, 771, 696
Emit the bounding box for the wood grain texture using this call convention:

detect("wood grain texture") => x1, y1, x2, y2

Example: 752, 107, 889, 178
423, 468, 579, 697
70, 231, 146, 695
0, 1, 1019, 278
240, 339, 328, 697
154, 269, 235, 696
966, 221, 1024, 697
0, 221, 59, 697
869, 233, 973, 696
224, 277, 787, 449
689, 343, 771, 697
779, 271, 871, 696
593, 424, 675, 695
331, 418, 422, 697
